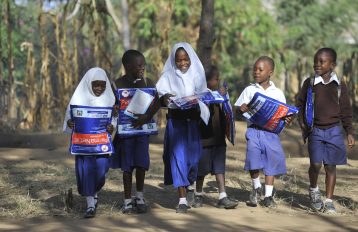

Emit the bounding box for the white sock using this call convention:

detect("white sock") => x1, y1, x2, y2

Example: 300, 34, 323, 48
252, 177, 262, 189
179, 197, 188, 205
187, 184, 195, 191
124, 198, 132, 208
86, 196, 95, 208
136, 191, 145, 204
310, 186, 319, 192
195, 191, 203, 196
219, 192, 227, 200
94, 192, 98, 204
325, 198, 333, 203
265, 185, 274, 197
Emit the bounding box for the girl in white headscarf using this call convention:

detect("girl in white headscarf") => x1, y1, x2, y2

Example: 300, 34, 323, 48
63, 67, 115, 218
156, 42, 207, 213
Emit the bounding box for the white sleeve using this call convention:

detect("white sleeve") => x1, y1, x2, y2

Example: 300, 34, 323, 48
277, 89, 286, 104
234, 87, 251, 107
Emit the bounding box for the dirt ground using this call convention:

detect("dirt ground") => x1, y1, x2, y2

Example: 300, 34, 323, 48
0, 121, 357, 232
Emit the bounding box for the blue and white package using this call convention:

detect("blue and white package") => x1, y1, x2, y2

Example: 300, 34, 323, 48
244, 92, 299, 134
116, 88, 158, 138
70, 105, 114, 155
173, 91, 225, 109
221, 89, 236, 145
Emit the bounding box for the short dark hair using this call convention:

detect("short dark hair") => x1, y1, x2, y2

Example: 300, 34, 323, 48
256, 56, 275, 71
206, 65, 219, 81
316, 47, 337, 63
122, 49, 144, 68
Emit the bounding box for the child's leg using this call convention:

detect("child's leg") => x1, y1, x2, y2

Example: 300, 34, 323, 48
324, 164, 336, 199
308, 163, 322, 188
249, 169, 261, 189
216, 174, 226, 194
135, 167, 145, 192
196, 176, 205, 193
123, 171, 133, 199
264, 175, 274, 197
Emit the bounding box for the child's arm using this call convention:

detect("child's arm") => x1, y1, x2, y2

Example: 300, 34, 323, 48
106, 124, 114, 134
296, 79, 310, 143
347, 134, 355, 148
132, 93, 161, 129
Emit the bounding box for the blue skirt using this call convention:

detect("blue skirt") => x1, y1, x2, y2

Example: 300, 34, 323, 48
75, 155, 109, 196
110, 135, 150, 172
163, 118, 202, 188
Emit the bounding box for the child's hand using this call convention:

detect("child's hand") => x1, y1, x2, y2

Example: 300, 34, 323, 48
132, 114, 149, 128
218, 86, 227, 96
113, 104, 120, 117
240, 104, 249, 113
67, 119, 74, 129
107, 124, 114, 134
347, 134, 355, 148
163, 93, 175, 106
283, 114, 295, 125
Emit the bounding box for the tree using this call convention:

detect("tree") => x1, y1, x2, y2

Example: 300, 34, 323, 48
197, 0, 214, 72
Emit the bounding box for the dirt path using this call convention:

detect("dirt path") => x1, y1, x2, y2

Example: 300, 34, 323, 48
0, 122, 357, 231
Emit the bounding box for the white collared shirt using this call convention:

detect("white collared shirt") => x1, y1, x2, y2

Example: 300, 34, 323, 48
314, 72, 340, 85
234, 81, 286, 107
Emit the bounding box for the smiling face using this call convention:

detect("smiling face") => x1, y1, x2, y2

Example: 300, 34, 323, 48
175, 48, 191, 73
91, 80, 106, 96
127, 55, 146, 79
253, 60, 273, 85
313, 51, 335, 77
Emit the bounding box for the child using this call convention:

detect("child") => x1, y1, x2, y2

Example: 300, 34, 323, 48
235, 56, 292, 208
296, 48, 355, 214
110, 49, 159, 214
63, 67, 115, 218
156, 42, 207, 213
194, 65, 238, 209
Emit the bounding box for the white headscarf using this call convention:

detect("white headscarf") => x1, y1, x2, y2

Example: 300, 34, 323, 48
156, 42, 207, 99
156, 42, 210, 124
62, 67, 115, 132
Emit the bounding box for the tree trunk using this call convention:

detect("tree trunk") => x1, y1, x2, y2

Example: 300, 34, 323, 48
20, 42, 38, 130
121, 0, 130, 50
197, 0, 214, 73
39, 13, 54, 131
5, 0, 16, 120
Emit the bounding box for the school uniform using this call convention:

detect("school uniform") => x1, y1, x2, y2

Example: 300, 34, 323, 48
110, 76, 156, 172
297, 73, 353, 165
156, 42, 208, 188
234, 81, 287, 176
63, 67, 115, 197
198, 103, 227, 176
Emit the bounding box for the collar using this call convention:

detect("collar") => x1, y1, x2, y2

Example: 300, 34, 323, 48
252, 81, 276, 90
314, 72, 340, 85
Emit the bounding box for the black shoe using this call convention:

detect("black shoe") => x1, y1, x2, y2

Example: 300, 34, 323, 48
193, 195, 203, 208
217, 197, 238, 209
186, 189, 195, 207
263, 196, 276, 208
121, 202, 134, 214
84, 207, 96, 218
248, 187, 262, 207
176, 204, 190, 213
134, 197, 148, 214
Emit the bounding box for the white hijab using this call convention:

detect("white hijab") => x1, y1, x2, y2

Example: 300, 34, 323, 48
62, 67, 115, 132
156, 42, 209, 124
156, 42, 207, 99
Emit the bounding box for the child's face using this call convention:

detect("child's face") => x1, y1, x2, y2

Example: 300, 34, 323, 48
313, 51, 335, 76
253, 60, 273, 84
91, 80, 106, 96
175, 49, 191, 73
207, 73, 220, 90
127, 56, 146, 78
